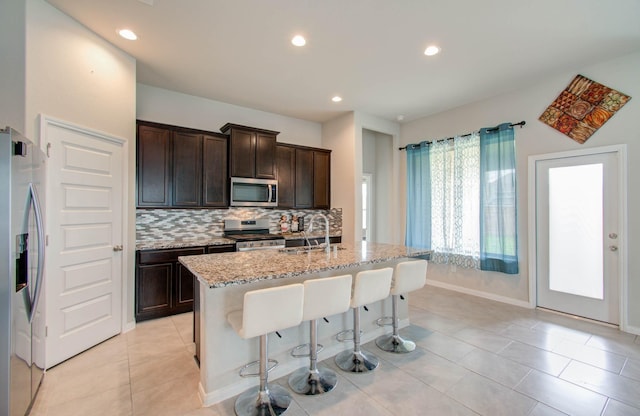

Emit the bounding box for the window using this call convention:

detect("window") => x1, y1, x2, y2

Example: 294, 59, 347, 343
429, 133, 480, 267
405, 123, 518, 274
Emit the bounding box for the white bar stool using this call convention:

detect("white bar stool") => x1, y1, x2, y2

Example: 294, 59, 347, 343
335, 267, 393, 373
376, 260, 428, 353
288, 274, 352, 395
227, 284, 304, 416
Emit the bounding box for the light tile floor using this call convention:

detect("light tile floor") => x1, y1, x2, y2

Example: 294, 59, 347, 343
31, 286, 640, 416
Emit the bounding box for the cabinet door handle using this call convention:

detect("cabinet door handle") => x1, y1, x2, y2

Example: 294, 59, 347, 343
113, 245, 123, 252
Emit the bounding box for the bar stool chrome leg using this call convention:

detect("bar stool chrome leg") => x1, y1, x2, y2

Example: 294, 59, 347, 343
335, 306, 379, 372
235, 334, 292, 416
375, 294, 416, 353
288, 319, 338, 395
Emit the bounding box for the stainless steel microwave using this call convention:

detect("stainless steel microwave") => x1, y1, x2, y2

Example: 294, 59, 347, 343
230, 177, 278, 207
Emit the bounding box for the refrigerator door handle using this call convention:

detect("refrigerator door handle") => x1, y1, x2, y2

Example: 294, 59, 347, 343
26, 183, 45, 323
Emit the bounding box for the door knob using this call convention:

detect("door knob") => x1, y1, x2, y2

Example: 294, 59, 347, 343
609, 245, 618, 252
113, 245, 123, 252
609, 233, 618, 239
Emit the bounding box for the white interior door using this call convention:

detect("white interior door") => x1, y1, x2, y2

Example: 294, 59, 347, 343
534, 149, 621, 324
44, 119, 124, 368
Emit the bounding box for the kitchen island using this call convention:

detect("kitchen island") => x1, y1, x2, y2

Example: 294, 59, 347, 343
179, 242, 430, 406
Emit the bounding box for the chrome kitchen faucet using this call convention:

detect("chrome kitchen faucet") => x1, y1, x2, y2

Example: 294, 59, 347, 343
307, 213, 330, 254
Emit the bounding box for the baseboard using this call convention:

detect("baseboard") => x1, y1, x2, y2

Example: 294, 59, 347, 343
425, 279, 531, 309
122, 320, 136, 334
623, 323, 640, 336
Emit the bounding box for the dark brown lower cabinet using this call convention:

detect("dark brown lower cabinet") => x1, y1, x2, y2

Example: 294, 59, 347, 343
136, 247, 204, 321
137, 263, 172, 316
136, 244, 235, 322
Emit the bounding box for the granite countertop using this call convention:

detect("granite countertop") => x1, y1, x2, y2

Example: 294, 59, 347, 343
136, 237, 236, 251
179, 242, 431, 288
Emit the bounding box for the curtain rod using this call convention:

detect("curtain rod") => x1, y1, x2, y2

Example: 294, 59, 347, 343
398, 120, 526, 151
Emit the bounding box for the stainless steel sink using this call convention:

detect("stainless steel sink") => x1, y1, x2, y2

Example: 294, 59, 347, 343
279, 245, 345, 255
279, 245, 327, 255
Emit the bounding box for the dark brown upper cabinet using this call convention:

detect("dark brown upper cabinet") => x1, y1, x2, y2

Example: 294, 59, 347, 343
220, 123, 279, 179
313, 150, 331, 209
137, 124, 172, 207
202, 135, 229, 207
276, 145, 295, 208
172, 131, 202, 207
276, 143, 331, 209
136, 120, 228, 208
295, 148, 314, 208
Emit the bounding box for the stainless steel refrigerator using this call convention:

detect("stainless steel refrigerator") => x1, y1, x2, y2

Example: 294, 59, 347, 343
1, 127, 46, 416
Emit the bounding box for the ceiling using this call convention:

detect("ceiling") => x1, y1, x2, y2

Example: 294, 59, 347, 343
46, 0, 640, 124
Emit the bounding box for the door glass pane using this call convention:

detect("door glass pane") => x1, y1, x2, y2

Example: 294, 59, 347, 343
548, 163, 603, 299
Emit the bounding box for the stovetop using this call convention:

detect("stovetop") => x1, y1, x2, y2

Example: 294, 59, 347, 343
225, 233, 284, 242
223, 218, 284, 244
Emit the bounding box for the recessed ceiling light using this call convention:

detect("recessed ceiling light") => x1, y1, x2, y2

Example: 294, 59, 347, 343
424, 45, 440, 56
291, 35, 306, 47
118, 29, 138, 41
331, 96, 343, 103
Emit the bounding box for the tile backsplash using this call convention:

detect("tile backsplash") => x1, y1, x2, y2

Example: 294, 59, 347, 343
136, 207, 342, 241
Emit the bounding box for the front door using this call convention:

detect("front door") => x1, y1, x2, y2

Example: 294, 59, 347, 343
533, 147, 623, 324
44, 118, 124, 367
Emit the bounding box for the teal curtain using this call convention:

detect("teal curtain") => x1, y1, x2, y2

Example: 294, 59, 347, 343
405, 142, 431, 249
479, 123, 519, 274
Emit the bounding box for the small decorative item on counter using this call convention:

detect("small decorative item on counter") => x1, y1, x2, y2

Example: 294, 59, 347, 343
291, 215, 299, 232
280, 215, 290, 233
298, 216, 304, 232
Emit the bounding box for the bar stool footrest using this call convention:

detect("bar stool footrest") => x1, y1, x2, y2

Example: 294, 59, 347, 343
291, 343, 324, 357
239, 358, 278, 378
375, 316, 393, 327
335, 329, 363, 342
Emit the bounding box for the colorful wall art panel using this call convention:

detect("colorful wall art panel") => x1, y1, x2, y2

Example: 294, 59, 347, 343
539, 74, 631, 144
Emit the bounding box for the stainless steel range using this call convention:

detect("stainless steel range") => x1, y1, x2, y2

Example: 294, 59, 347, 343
223, 219, 286, 251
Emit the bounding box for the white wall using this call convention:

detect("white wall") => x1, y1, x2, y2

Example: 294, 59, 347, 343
356, 113, 402, 244
322, 112, 357, 243
0, 0, 26, 132
363, 129, 377, 242
400, 52, 640, 330
374, 132, 394, 243
363, 129, 394, 243
137, 84, 322, 147
25, 0, 137, 325
25, 1, 136, 141
324, 111, 401, 244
